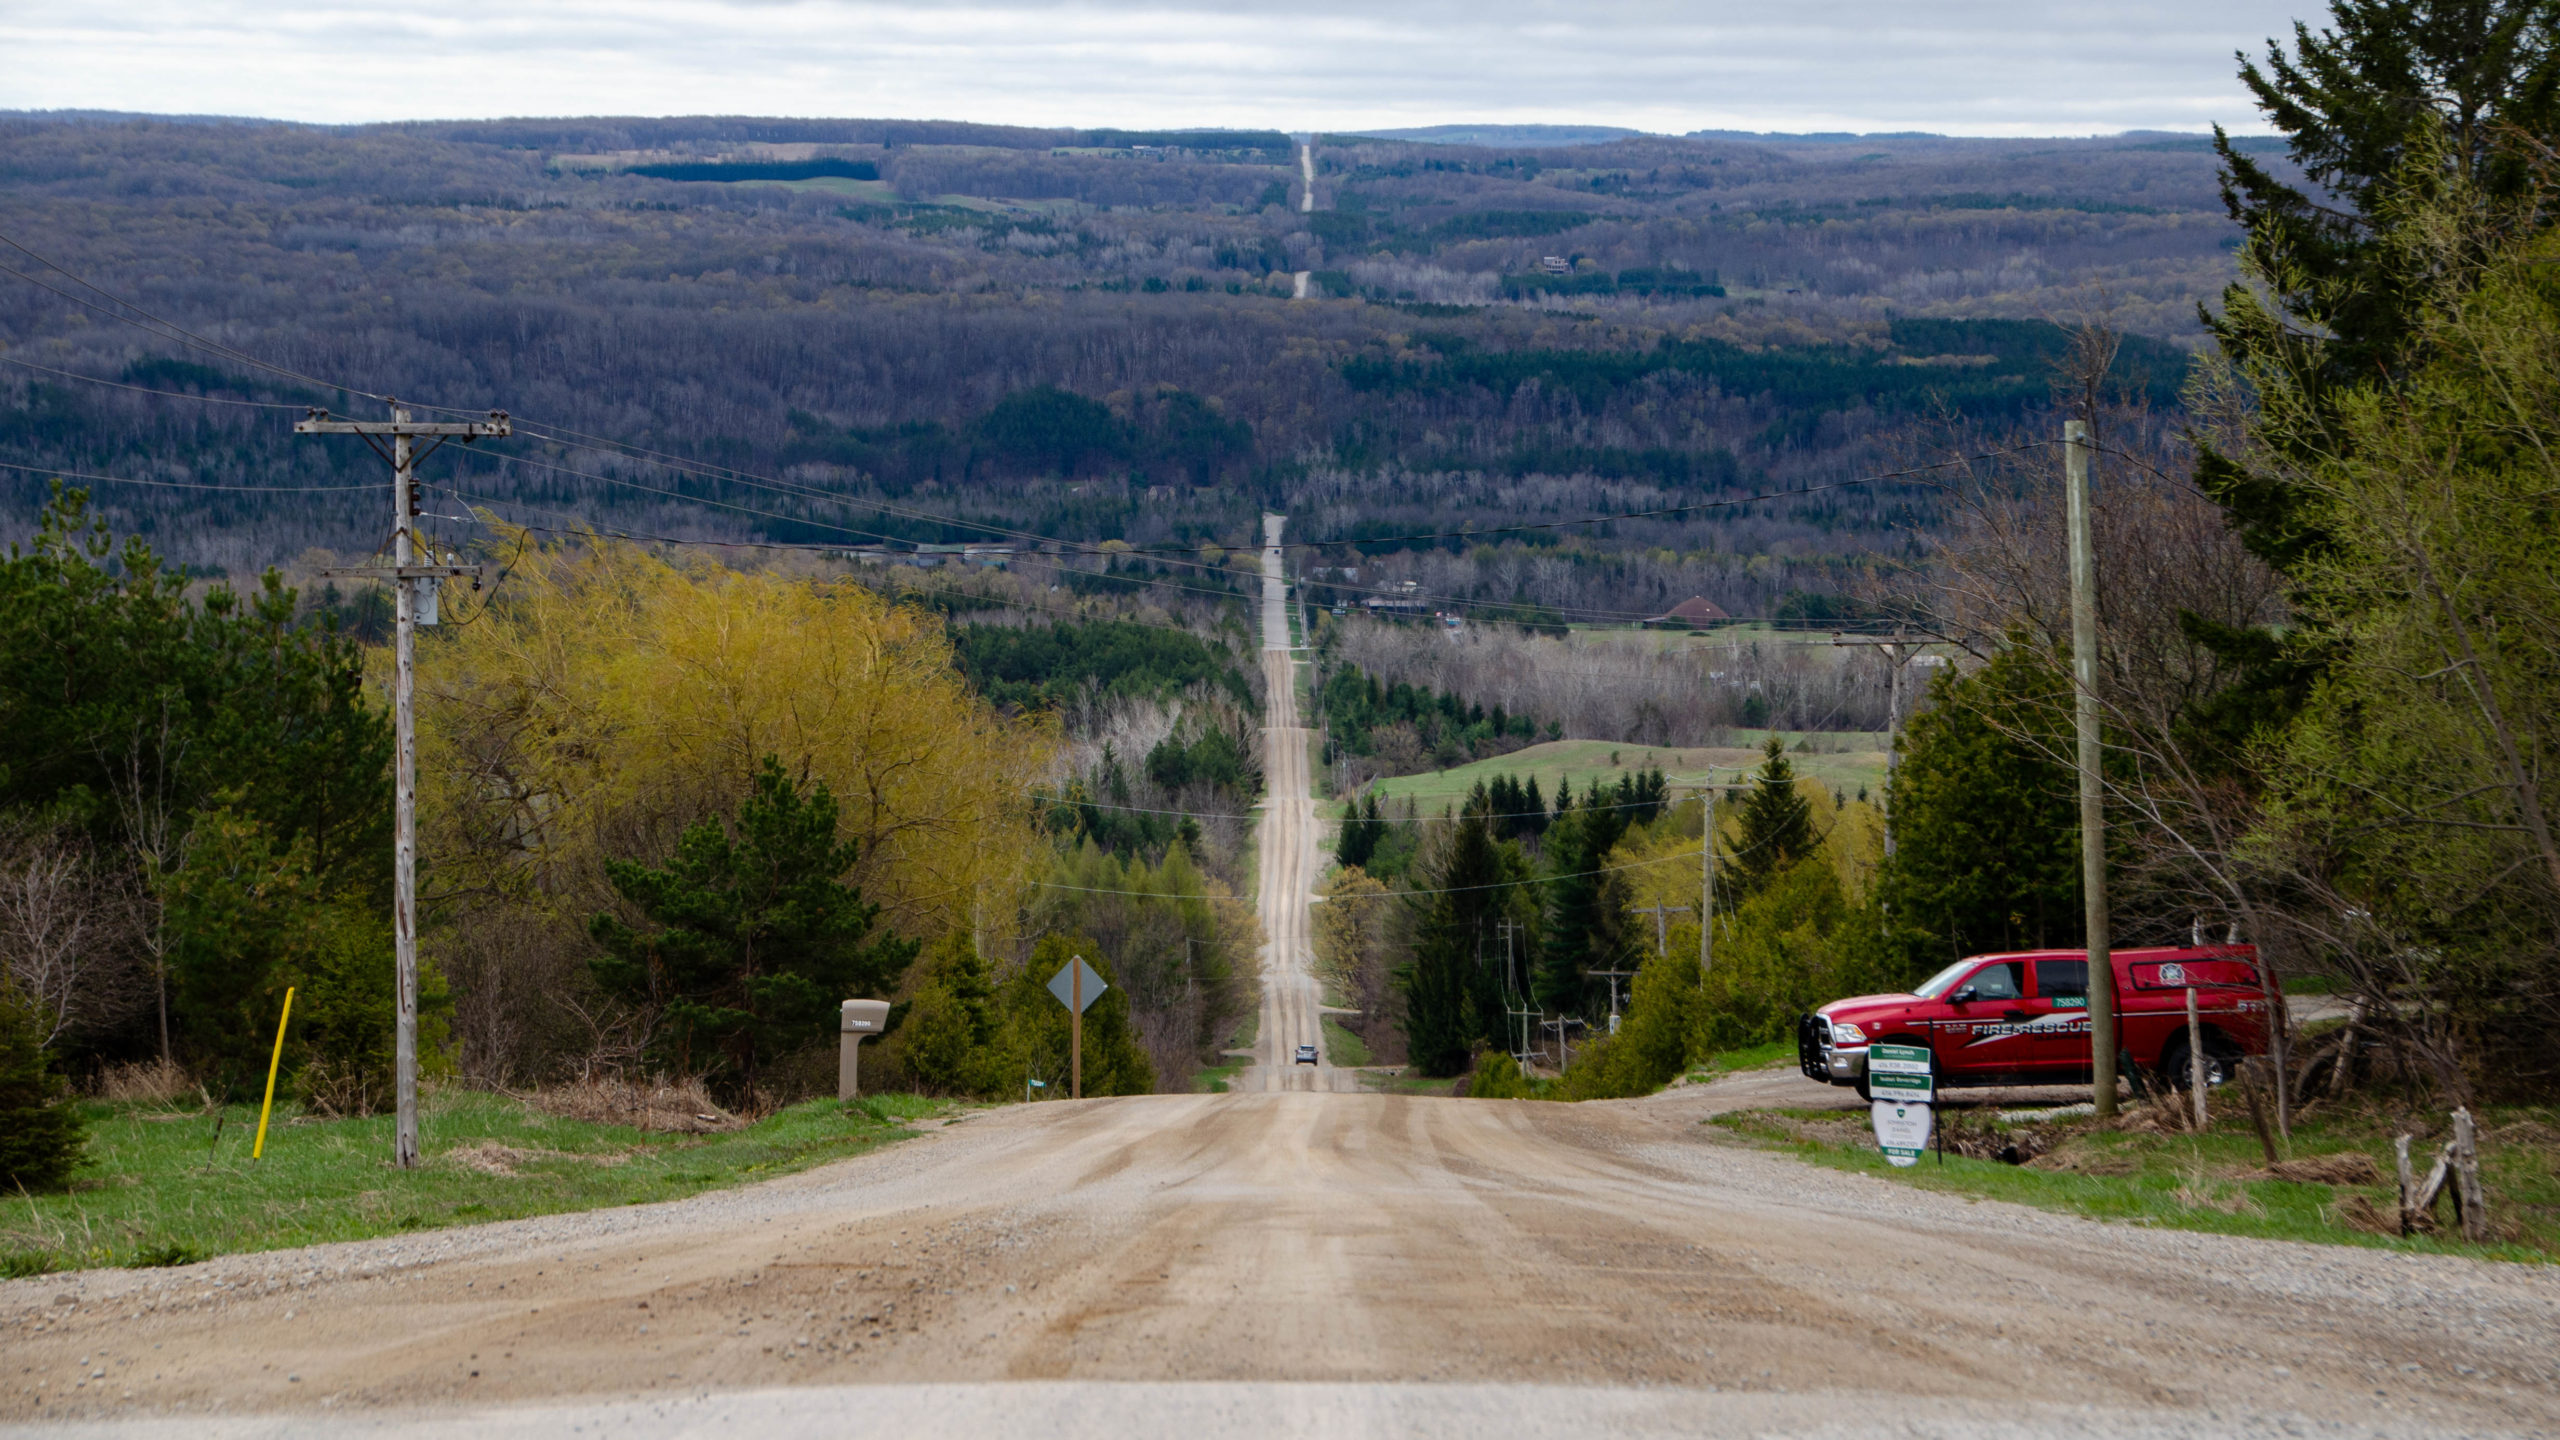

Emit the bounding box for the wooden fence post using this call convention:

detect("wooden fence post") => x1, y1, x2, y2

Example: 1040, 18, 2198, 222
2239, 1057, 2280, 1165
2452, 1108, 2488, 1244
2394, 1133, 2416, 1237
2185, 987, 2208, 1128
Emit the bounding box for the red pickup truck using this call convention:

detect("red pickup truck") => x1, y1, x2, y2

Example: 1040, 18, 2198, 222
1798, 946, 2271, 1099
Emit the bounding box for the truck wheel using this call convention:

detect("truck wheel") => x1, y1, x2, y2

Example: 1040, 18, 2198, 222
2159, 1035, 2238, 1089
1853, 1071, 1872, 1102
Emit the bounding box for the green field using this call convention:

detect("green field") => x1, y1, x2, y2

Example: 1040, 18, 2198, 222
0, 1090, 946, 1275
1338, 736, 1890, 820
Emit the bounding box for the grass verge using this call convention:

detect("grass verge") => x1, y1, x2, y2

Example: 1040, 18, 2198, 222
1197, 1010, 1263, 1092
1194, 1057, 1249, 1093
1710, 1100, 2557, 1262
1322, 1016, 1372, 1067
0, 1089, 947, 1275
1683, 1040, 1793, 1084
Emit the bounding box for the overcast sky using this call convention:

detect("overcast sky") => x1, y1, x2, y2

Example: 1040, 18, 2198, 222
0, 1, 2310, 135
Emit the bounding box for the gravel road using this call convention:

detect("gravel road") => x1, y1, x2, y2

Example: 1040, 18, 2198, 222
3, 1086, 2554, 1438
1245, 514, 1353, 1093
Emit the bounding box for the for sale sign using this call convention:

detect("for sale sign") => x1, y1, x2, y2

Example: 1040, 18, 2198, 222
1872, 1100, 1933, 1167
1866, 1042, 1934, 1102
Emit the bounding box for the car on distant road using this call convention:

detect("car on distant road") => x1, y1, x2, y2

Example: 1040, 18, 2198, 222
1799, 946, 2272, 1099
1294, 1044, 1319, 1065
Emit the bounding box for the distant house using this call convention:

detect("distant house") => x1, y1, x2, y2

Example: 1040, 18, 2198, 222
1540, 256, 1571, 276
1642, 595, 1730, 629
1364, 579, 1431, 617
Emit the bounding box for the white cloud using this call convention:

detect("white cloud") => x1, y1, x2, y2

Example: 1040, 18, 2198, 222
0, 0, 2306, 134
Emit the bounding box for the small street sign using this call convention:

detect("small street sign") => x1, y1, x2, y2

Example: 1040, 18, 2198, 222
1047, 958, 1107, 1015
1872, 1099, 1933, 1167
1866, 1042, 1934, 1102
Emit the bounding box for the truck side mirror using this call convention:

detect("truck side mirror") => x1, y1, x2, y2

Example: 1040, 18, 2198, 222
1949, 986, 1976, 1004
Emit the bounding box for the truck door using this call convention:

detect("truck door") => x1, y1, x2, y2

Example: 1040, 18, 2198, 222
1943, 959, 2037, 1080
2025, 958, 2095, 1077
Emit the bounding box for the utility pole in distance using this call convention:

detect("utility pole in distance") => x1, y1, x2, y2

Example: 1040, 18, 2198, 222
1694, 771, 1721, 984
1829, 632, 1919, 856
298, 401, 510, 1169
2063, 419, 2118, 1118
1627, 903, 1692, 958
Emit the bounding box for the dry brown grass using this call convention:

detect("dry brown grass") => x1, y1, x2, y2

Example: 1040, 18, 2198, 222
91, 1057, 193, 1105
441, 1140, 631, 1176
2262, 1152, 2387, 1186
514, 1076, 744, 1134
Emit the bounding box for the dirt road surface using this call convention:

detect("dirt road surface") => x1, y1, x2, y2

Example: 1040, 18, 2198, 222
7, 1085, 2556, 1438
6, 520, 2554, 1438
1247, 514, 1353, 1093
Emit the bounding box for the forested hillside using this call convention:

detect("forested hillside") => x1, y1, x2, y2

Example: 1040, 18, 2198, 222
0, 113, 2271, 620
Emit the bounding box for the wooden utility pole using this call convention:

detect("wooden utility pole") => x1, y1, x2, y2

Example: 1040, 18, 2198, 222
1830, 633, 1919, 856
2064, 419, 2118, 1118
1628, 903, 1692, 957
1698, 773, 1720, 981
297, 401, 508, 1169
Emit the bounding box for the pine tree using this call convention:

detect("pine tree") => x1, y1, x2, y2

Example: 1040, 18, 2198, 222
1728, 736, 1818, 901
1533, 787, 1633, 1013
1402, 807, 1512, 1076
1335, 791, 1383, 870
1878, 652, 2082, 967
2197, 2, 2560, 724
0, 979, 83, 1192
590, 755, 918, 1099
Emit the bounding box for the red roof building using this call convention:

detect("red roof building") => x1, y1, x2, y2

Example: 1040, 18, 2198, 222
1643, 595, 1730, 628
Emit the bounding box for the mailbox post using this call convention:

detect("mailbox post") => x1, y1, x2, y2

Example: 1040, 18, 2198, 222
840, 999, 891, 1101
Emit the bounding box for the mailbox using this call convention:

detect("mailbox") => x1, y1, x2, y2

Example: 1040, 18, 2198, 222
840, 999, 892, 1101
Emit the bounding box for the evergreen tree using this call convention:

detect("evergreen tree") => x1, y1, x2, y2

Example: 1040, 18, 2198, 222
590, 755, 918, 1099
1878, 652, 2082, 970
1335, 791, 1384, 870
1728, 737, 1819, 901
892, 935, 1008, 1097
2198, 2, 2560, 722
1533, 787, 1633, 1013
1402, 804, 1516, 1076
1004, 934, 1154, 1095
0, 978, 83, 1192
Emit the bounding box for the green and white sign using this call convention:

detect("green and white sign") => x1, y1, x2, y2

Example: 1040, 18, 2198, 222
1872, 1100, 1933, 1167
1866, 1042, 1934, 1101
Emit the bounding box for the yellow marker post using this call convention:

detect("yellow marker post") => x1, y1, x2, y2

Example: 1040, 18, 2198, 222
252, 986, 295, 1161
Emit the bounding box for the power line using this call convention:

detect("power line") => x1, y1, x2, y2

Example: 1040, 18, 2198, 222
1034, 788, 1685, 824
0, 455, 378, 494
434, 495, 1260, 643
0, 354, 309, 410
1030, 841, 1707, 903
0, 231, 382, 402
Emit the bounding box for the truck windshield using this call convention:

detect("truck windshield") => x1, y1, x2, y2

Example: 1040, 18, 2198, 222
1913, 960, 1976, 999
